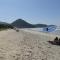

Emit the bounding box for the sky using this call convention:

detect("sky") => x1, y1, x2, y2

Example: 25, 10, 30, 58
0, 0, 60, 26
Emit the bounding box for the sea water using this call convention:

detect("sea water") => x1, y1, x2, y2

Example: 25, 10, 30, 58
31, 27, 60, 35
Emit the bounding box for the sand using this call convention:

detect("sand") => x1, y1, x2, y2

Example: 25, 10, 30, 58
0, 29, 60, 60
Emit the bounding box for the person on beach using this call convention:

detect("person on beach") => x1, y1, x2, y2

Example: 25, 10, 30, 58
46, 28, 48, 31
54, 37, 59, 44
58, 38, 60, 45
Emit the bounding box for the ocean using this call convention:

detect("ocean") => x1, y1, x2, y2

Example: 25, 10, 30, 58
30, 27, 60, 35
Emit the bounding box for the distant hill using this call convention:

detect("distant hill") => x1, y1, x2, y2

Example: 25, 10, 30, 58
0, 22, 13, 29
11, 19, 47, 28
34, 24, 47, 28
11, 19, 35, 28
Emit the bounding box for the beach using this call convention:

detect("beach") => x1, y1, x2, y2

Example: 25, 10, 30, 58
0, 29, 60, 60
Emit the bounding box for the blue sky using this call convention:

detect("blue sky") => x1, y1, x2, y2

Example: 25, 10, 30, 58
0, 0, 60, 25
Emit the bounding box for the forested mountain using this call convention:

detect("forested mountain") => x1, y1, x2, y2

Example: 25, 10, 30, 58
11, 19, 47, 28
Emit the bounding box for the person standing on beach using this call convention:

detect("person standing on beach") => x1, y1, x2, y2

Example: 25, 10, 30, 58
46, 28, 48, 31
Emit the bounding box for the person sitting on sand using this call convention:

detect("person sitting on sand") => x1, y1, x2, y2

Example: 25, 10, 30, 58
48, 37, 60, 45
58, 38, 60, 45
54, 37, 59, 44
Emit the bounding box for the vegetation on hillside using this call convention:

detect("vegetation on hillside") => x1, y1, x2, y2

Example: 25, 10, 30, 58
0, 22, 14, 30
11, 19, 47, 28
0, 19, 56, 31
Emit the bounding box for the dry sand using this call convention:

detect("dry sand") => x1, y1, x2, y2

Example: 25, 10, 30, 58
0, 29, 60, 60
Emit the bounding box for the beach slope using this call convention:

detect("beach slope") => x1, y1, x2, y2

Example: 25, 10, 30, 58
0, 29, 60, 60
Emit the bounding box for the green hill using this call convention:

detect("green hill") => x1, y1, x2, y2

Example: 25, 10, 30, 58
34, 24, 47, 28
0, 22, 13, 30
11, 19, 47, 28
11, 19, 35, 28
